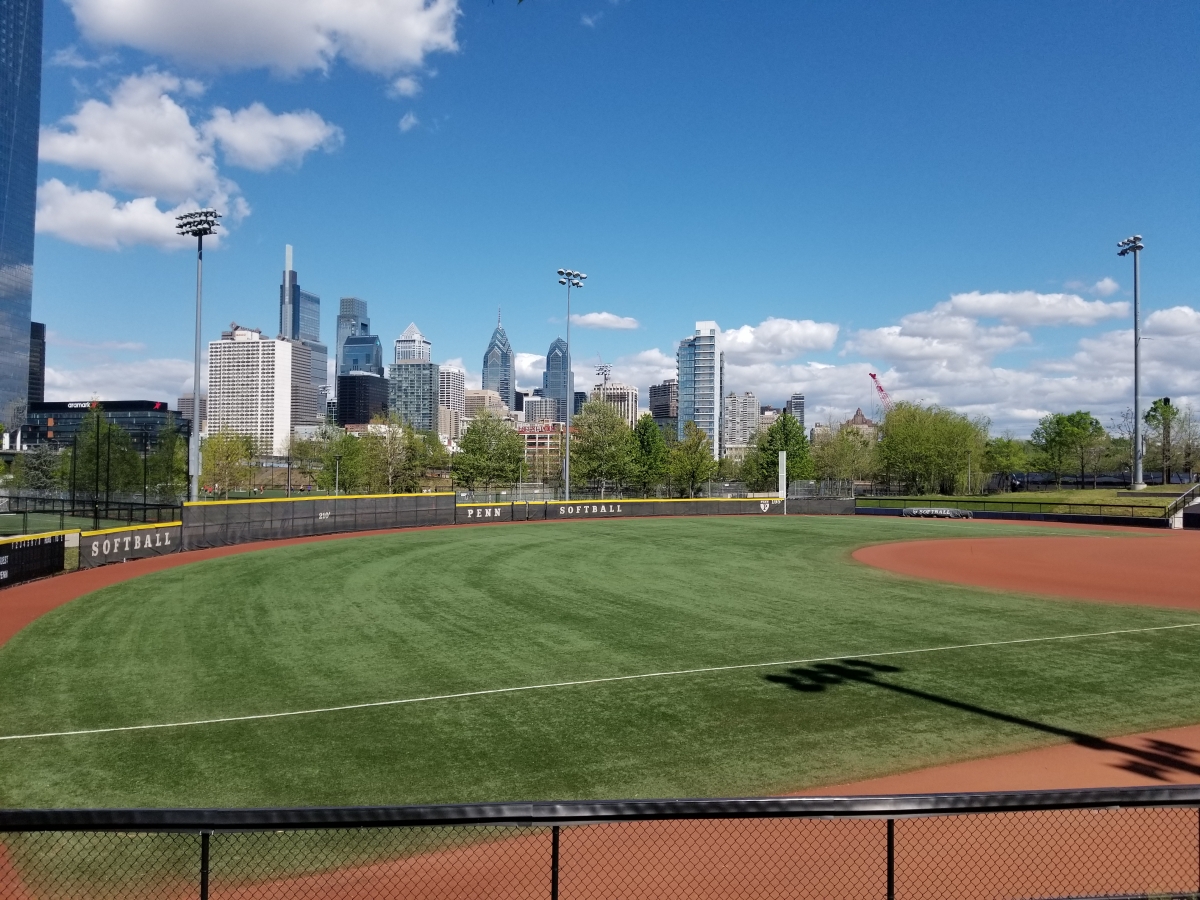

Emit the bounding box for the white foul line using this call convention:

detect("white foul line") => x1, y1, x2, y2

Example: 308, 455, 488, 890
2, 622, 1198, 743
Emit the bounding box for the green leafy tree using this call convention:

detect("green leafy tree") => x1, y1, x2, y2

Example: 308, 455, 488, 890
360, 414, 421, 494
670, 420, 718, 497
66, 406, 142, 498
1145, 398, 1180, 484
878, 402, 988, 495
147, 415, 188, 500
811, 427, 877, 482
11, 443, 61, 491
982, 436, 1027, 491
570, 399, 634, 497
742, 411, 815, 491
1031, 411, 1106, 488
201, 430, 257, 497
1029, 413, 1072, 488
452, 412, 525, 491
629, 413, 669, 497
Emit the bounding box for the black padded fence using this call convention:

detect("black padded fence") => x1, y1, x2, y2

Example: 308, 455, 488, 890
855, 505, 1173, 529
0, 530, 68, 587
181, 493, 457, 550
3, 787, 1200, 899
456, 498, 856, 525
80, 523, 183, 568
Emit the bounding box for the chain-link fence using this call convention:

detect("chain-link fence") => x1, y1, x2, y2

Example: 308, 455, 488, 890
3, 788, 1199, 899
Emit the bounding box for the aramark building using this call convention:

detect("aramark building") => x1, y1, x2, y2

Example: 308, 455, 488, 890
25, 401, 189, 448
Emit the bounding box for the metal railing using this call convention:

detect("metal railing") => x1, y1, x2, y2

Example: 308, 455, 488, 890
3, 786, 1200, 899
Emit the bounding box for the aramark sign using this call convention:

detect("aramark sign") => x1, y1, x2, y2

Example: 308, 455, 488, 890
81, 523, 182, 568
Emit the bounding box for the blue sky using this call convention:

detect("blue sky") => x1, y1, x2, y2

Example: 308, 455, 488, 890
32, 0, 1200, 433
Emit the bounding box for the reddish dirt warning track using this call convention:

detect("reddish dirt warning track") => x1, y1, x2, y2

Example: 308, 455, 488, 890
854, 529, 1200, 610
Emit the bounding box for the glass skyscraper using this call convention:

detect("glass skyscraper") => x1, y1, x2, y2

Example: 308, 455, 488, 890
482, 314, 515, 410
0, 0, 41, 427
676, 321, 723, 459
335, 296, 370, 392
542, 337, 572, 423
279, 245, 328, 398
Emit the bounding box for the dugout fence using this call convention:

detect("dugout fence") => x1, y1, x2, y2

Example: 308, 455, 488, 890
3, 786, 1200, 899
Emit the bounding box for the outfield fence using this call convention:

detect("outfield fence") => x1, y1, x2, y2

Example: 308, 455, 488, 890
3, 787, 1200, 899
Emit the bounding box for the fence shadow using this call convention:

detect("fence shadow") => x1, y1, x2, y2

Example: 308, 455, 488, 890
764, 660, 1200, 783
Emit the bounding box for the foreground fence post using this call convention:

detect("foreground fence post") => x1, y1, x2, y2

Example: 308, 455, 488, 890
199, 830, 211, 900
551, 824, 560, 900
886, 818, 894, 900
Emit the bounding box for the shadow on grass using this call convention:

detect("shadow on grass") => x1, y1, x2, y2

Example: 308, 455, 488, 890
764, 660, 1200, 783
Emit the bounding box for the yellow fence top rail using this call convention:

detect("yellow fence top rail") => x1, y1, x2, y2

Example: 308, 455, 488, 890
186, 492, 455, 507
0, 528, 80, 547
81, 521, 183, 538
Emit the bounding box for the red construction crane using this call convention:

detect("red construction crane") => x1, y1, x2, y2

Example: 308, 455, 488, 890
869, 373, 894, 412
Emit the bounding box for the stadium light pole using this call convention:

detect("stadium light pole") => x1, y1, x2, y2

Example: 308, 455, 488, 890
1118, 235, 1145, 490
176, 209, 221, 503
557, 268, 586, 502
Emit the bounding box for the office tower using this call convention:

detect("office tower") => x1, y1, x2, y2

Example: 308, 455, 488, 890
439, 366, 466, 418
336, 372, 388, 426
786, 393, 805, 431
25, 400, 188, 448
278, 245, 328, 401
722, 391, 759, 451
26, 321, 44, 404
573, 391, 587, 416
438, 406, 461, 442
512, 388, 530, 413
289, 339, 322, 428
340, 334, 384, 377
389, 361, 439, 431
395, 322, 432, 363
208, 324, 299, 456
0, 0, 41, 427
177, 393, 208, 429
482, 313, 515, 410
592, 381, 639, 428
649, 378, 678, 435
676, 321, 722, 458
335, 297, 370, 392
542, 337, 573, 423
465, 389, 505, 418
524, 395, 558, 423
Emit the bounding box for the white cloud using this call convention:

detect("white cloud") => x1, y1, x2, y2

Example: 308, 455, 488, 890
65, 0, 460, 76
37, 71, 337, 249
514, 352, 546, 390
45, 357, 194, 402
938, 290, 1128, 327
612, 348, 675, 389
570, 311, 639, 330
720, 317, 839, 364
439, 357, 479, 390
35, 179, 195, 250
1091, 277, 1119, 297
1146, 306, 1200, 337
50, 45, 119, 68
204, 103, 343, 170
581, 12, 603, 27
391, 75, 421, 97
398, 111, 419, 133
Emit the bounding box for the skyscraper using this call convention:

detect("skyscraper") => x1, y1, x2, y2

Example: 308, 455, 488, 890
649, 378, 678, 436
439, 366, 466, 417
786, 392, 805, 431
0, 0, 41, 427
340, 334, 384, 377
26, 321, 44, 405
208, 324, 300, 456
677, 321, 722, 458
592, 381, 640, 428
482, 313, 515, 410
279, 245, 328, 401
542, 337, 572, 423
335, 297, 370, 390
395, 322, 432, 362
389, 361, 440, 431
722, 391, 760, 450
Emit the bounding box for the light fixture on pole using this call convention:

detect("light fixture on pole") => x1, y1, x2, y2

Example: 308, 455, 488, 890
556, 268, 586, 502
176, 208, 221, 503
1117, 234, 1145, 490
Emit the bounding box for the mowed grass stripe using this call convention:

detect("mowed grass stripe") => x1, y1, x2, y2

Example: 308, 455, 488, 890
0, 517, 1195, 807
3, 622, 1197, 742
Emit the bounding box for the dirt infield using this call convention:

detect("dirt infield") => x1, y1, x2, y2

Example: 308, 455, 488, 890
854, 529, 1200, 610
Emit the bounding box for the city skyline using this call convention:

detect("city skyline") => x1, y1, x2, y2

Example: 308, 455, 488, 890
25, 2, 1200, 435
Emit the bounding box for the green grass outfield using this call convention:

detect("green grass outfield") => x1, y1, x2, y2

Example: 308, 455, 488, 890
1, 516, 1197, 809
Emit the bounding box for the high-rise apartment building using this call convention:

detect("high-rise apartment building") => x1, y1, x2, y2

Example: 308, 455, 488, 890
26, 321, 44, 405
524, 395, 558, 423
439, 366, 466, 417
786, 393, 805, 431
208, 324, 298, 456
340, 334, 384, 377
177, 393, 207, 430
722, 391, 760, 451
334, 297, 370, 392
649, 378, 678, 435
482, 314, 515, 410
395, 322, 432, 363
542, 337, 572, 423
389, 362, 439, 431
0, 0, 41, 427
676, 321, 722, 458
278, 245, 328, 403
592, 381, 640, 428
